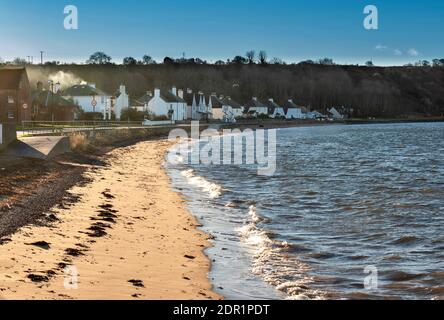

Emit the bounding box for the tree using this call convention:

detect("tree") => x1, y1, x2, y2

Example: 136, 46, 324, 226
365, 60, 374, 67
415, 60, 430, 67
87, 52, 112, 64
318, 58, 335, 65
215, 60, 226, 65
432, 59, 443, 67
270, 57, 286, 65
258, 50, 268, 65
12, 57, 28, 65
246, 50, 256, 64
123, 56, 138, 65
299, 59, 315, 65
232, 56, 248, 65
142, 55, 156, 64
163, 57, 175, 65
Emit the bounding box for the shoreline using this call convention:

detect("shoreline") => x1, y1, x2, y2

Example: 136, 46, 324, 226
0, 139, 221, 300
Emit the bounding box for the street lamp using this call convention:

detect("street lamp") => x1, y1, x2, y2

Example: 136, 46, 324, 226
90, 93, 97, 129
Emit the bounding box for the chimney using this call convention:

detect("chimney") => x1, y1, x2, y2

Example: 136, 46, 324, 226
37, 81, 43, 92
178, 89, 184, 99
154, 88, 160, 97
171, 86, 177, 96
88, 83, 96, 89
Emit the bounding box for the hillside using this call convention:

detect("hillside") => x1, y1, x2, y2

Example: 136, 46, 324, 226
26, 64, 444, 118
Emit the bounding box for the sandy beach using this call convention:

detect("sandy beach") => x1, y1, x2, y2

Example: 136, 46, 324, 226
0, 139, 221, 300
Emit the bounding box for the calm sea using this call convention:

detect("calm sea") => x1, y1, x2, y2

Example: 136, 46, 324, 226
166, 122, 444, 300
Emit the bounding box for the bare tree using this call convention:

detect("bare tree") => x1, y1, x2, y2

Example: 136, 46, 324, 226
270, 57, 285, 65
142, 55, 156, 64
246, 50, 256, 64
258, 50, 268, 65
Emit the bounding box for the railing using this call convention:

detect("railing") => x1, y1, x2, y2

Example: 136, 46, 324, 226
18, 121, 145, 136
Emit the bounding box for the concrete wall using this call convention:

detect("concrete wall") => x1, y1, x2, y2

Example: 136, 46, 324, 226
0, 123, 17, 151
67, 125, 208, 152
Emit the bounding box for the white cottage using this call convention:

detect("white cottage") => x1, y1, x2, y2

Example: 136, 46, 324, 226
210, 94, 237, 122
328, 107, 344, 119
62, 83, 111, 117
283, 99, 304, 119
244, 97, 268, 117
264, 98, 285, 118
180, 88, 195, 120
147, 87, 187, 121
190, 92, 212, 120
220, 96, 243, 119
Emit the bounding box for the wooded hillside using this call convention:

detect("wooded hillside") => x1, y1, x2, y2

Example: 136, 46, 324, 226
27, 64, 444, 118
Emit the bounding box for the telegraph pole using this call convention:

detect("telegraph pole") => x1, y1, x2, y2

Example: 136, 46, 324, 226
40, 51, 44, 65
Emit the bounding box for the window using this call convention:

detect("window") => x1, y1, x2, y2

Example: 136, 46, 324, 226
7, 111, 15, 119
8, 96, 14, 104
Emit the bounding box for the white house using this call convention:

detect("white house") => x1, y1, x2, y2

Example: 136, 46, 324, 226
283, 99, 304, 119
220, 96, 243, 119
147, 87, 187, 121
181, 88, 195, 120
62, 83, 111, 117
112, 85, 129, 120
307, 110, 327, 119
264, 98, 284, 118
244, 97, 268, 117
328, 107, 344, 119
192, 92, 212, 120
210, 94, 238, 122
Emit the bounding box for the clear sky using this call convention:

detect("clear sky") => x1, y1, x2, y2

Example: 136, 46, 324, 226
0, 0, 443, 65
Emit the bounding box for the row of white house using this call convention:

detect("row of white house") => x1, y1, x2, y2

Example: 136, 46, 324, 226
61, 83, 344, 122
131, 86, 336, 122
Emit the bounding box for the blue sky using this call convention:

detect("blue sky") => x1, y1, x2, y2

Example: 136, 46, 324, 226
0, 0, 443, 65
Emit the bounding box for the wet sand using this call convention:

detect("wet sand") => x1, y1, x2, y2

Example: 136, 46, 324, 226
0, 140, 221, 300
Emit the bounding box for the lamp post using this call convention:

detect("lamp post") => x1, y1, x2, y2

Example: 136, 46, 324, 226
48, 80, 54, 130
91, 94, 97, 130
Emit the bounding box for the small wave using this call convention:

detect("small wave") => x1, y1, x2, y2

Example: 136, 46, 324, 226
248, 205, 267, 223
237, 205, 326, 300
384, 271, 426, 282
392, 235, 422, 245
181, 169, 223, 199
308, 252, 336, 260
